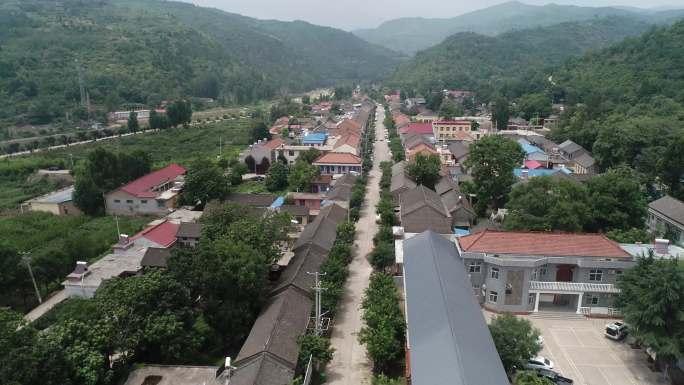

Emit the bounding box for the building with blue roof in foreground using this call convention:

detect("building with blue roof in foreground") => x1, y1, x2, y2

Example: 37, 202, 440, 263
302, 133, 327, 146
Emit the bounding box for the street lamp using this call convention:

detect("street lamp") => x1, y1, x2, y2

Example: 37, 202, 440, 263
19, 251, 42, 304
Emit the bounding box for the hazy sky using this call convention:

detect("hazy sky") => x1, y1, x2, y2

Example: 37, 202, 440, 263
183, 0, 684, 30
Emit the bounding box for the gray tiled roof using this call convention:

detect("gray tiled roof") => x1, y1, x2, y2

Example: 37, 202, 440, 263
401, 185, 448, 217
649, 195, 684, 227
140, 248, 171, 268
573, 152, 596, 168
435, 176, 458, 196
176, 222, 202, 238
228, 353, 294, 385
226, 193, 277, 208
559, 139, 584, 155
271, 246, 328, 296
293, 204, 346, 253
403, 231, 509, 385
279, 204, 309, 217
400, 186, 452, 234
441, 190, 475, 228
326, 174, 357, 202
447, 141, 469, 161
235, 287, 312, 367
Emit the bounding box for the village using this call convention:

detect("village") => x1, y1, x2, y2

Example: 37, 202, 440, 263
2, 84, 679, 385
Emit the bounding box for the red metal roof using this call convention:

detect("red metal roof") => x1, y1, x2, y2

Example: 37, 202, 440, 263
524, 160, 543, 169
132, 220, 180, 248
457, 229, 630, 258
400, 122, 433, 135
118, 164, 186, 198
313, 152, 362, 165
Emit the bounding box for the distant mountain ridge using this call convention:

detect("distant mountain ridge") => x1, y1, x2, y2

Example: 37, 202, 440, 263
387, 16, 657, 100
0, 0, 399, 126
354, 1, 684, 54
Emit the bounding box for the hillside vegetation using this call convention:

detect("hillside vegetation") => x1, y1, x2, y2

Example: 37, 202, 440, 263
0, 0, 398, 129
546, 21, 684, 198
388, 17, 654, 101
354, 1, 684, 54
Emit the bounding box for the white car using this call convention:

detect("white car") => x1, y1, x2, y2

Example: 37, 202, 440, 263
605, 321, 628, 340
526, 356, 554, 370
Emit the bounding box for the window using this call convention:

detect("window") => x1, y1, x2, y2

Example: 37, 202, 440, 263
289, 150, 295, 156
531, 269, 538, 281
589, 269, 603, 282
126, 200, 133, 204
141, 200, 148, 204
114, 199, 121, 203
490, 267, 499, 280
488, 291, 498, 303
539, 265, 547, 276
468, 261, 481, 273
528, 293, 536, 305
586, 294, 599, 305
615, 270, 623, 276
157, 200, 165, 208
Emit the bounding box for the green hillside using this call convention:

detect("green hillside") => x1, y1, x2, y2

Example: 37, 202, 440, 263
388, 17, 654, 101
354, 1, 684, 54
546, 21, 684, 197
0, 0, 398, 128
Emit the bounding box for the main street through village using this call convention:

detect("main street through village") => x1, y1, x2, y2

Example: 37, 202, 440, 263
326, 105, 389, 384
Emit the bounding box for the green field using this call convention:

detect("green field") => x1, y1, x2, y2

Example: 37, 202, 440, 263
0, 212, 151, 311
0, 119, 251, 211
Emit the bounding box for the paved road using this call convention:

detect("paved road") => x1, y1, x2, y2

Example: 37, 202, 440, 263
326, 105, 389, 384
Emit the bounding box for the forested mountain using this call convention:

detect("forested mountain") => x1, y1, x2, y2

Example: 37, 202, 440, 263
353, 1, 684, 54
387, 17, 655, 101
0, 0, 399, 126
546, 21, 684, 199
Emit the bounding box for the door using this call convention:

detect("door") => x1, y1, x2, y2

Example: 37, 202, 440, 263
554, 265, 574, 305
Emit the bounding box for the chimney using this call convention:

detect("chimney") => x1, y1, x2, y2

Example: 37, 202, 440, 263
655, 238, 670, 254
521, 169, 529, 180
118, 234, 129, 245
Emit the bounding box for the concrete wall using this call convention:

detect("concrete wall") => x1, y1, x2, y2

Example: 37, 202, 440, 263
29, 201, 82, 216
106, 191, 173, 216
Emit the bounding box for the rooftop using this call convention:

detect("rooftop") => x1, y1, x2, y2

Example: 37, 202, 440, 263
433, 120, 471, 125
176, 222, 202, 238
458, 229, 631, 258
302, 133, 327, 144
131, 220, 180, 248
313, 152, 362, 165
648, 195, 684, 227
403, 231, 509, 385
115, 164, 186, 198
226, 193, 277, 208
26, 185, 75, 204
400, 122, 433, 135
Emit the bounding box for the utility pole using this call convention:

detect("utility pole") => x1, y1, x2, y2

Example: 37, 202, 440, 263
115, 215, 121, 237
308, 271, 327, 336
20, 251, 42, 304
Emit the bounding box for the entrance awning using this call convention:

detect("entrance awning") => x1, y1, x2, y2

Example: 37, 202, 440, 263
529, 281, 620, 294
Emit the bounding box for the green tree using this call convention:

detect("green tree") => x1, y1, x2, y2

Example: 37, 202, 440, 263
368, 242, 395, 271
182, 158, 228, 205
289, 160, 320, 192
465, 136, 525, 215
249, 119, 271, 143
585, 168, 647, 232
439, 99, 464, 120
166, 100, 193, 127
514, 371, 554, 385
489, 313, 542, 374
229, 163, 248, 186
298, 334, 334, 367
407, 154, 441, 189
359, 273, 405, 374
616, 254, 684, 367
127, 111, 139, 133
518, 93, 552, 121
149, 109, 169, 130
659, 135, 684, 199
491, 96, 510, 131
504, 176, 591, 232
298, 148, 322, 164
264, 161, 289, 192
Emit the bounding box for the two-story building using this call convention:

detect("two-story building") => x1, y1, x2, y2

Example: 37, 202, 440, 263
648, 195, 684, 246
105, 164, 186, 216
456, 230, 634, 316
432, 120, 472, 141
313, 153, 362, 175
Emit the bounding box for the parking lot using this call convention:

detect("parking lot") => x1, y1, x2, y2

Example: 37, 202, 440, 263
529, 316, 666, 385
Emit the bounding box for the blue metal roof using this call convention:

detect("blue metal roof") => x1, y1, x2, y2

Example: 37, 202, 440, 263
514, 168, 565, 177
269, 196, 285, 209
302, 133, 327, 144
